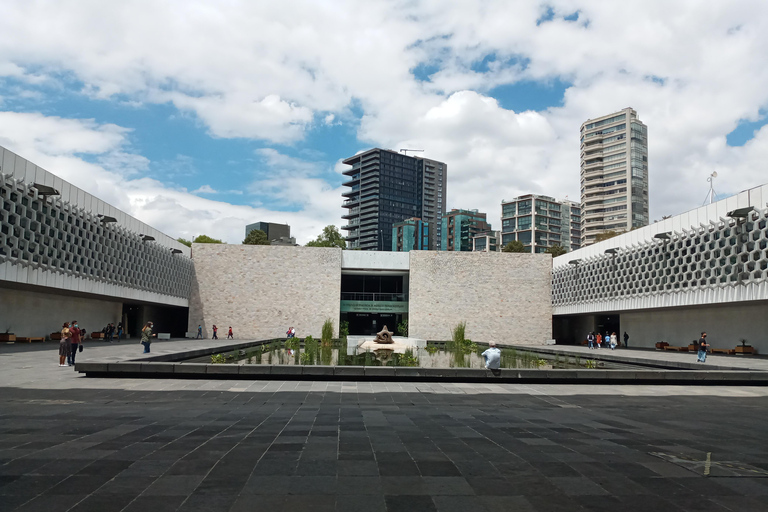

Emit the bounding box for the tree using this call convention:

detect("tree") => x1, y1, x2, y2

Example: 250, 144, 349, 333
306, 225, 346, 249
502, 240, 526, 253
177, 238, 192, 247
594, 230, 624, 243
192, 235, 224, 244
243, 229, 270, 245
545, 244, 567, 257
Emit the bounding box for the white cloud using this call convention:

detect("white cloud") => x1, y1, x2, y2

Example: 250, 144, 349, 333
192, 184, 218, 194
0, 113, 343, 244
2, 0, 768, 227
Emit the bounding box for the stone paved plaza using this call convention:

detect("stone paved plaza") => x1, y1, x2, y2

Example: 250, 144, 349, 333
1, 340, 768, 512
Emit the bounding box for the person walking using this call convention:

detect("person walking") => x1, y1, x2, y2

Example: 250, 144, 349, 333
587, 332, 595, 349
697, 332, 709, 363
107, 323, 115, 343
227, 327, 233, 340
212, 325, 218, 340
69, 320, 82, 365
140, 322, 156, 353
197, 325, 203, 339
596, 333, 602, 349
117, 322, 123, 342
623, 331, 629, 348
59, 322, 72, 367
610, 332, 618, 350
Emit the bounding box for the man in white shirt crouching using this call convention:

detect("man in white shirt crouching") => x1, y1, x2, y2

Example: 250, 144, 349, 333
482, 341, 501, 370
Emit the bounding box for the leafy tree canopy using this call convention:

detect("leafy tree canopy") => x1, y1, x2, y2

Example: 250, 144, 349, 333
243, 229, 270, 245
594, 230, 624, 243
544, 244, 567, 257
177, 237, 192, 247
502, 240, 526, 253
306, 225, 346, 249
192, 234, 224, 244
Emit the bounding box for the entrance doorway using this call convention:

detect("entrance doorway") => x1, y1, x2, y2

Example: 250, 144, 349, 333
343, 312, 403, 336
596, 314, 621, 342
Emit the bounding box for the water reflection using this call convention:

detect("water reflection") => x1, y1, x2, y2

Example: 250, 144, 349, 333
208, 341, 593, 370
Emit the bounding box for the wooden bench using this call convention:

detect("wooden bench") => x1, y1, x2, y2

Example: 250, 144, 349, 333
735, 346, 757, 355
16, 337, 45, 343
663, 345, 690, 352
655, 342, 669, 350
711, 348, 736, 355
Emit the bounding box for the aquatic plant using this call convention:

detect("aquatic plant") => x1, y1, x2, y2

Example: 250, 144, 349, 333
210, 354, 227, 364
321, 318, 334, 346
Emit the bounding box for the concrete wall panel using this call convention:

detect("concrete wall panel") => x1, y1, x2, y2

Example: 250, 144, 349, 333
621, 301, 768, 354
188, 244, 342, 339
408, 251, 552, 344
0, 287, 122, 339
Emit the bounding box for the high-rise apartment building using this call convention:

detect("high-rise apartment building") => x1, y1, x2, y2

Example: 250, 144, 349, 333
580, 107, 648, 246
500, 194, 579, 253
245, 222, 296, 245
392, 218, 430, 252
560, 199, 582, 252
441, 209, 491, 251
341, 149, 446, 251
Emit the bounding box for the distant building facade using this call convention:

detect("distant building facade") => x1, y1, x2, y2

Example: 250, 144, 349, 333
245, 222, 296, 246
472, 230, 501, 252
392, 218, 430, 252
441, 209, 491, 251
341, 149, 446, 251
580, 107, 648, 246
501, 194, 578, 254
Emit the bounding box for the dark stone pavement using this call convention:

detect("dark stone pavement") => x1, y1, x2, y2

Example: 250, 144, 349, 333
1, 386, 767, 512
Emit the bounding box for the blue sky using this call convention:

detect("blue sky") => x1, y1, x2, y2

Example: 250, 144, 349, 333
1, 1, 768, 243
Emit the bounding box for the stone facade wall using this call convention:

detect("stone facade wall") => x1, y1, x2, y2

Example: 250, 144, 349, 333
408, 251, 552, 344
188, 244, 341, 339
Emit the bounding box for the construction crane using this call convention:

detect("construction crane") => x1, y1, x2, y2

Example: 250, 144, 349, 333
399, 149, 424, 156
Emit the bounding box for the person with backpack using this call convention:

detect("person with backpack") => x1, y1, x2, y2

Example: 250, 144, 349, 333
587, 332, 595, 349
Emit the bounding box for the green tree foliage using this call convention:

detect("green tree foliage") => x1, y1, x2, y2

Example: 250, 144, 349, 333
306, 225, 346, 249
243, 229, 270, 245
502, 240, 526, 253
177, 238, 192, 247
594, 230, 624, 243
544, 244, 567, 257
192, 235, 224, 244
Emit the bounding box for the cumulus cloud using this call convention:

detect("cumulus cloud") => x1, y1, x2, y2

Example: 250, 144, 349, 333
2, 0, 768, 228
0, 113, 342, 244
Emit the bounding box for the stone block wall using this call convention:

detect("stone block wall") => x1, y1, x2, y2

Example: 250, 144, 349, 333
188, 244, 341, 339
408, 251, 552, 344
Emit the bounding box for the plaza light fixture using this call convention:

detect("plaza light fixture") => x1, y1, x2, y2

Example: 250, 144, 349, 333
726, 206, 755, 220
171, 248, 182, 254
654, 232, 672, 241
31, 183, 60, 198
604, 248, 618, 255
141, 234, 155, 242
568, 259, 581, 265
97, 214, 117, 224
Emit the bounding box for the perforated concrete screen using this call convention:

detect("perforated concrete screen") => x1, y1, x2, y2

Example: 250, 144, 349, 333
0, 173, 193, 299
553, 205, 768, 307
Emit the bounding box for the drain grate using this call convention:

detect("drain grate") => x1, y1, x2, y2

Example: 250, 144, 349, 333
650, 451, 768, 477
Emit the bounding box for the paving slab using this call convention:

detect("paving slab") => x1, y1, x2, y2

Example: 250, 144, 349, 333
1, 338, 768, 511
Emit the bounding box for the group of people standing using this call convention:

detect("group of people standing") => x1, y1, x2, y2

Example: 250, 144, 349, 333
103, 322, 123, 342
196, 325, 234, 339
58, 321, 85, 367
587, 331, 629, 350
